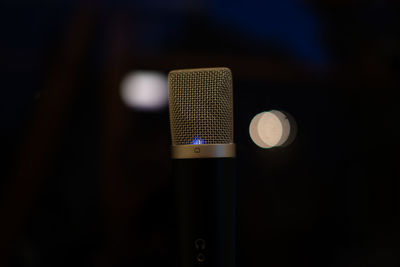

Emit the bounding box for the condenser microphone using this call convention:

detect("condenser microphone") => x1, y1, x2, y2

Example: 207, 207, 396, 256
169, 67, 236, 267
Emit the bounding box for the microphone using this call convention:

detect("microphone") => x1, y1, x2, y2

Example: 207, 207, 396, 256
168, 67, 236, 267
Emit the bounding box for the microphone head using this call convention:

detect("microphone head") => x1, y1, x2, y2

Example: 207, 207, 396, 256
168, 67, 235, 158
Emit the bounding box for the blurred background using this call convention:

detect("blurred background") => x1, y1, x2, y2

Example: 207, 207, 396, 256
1, 0, 399, 266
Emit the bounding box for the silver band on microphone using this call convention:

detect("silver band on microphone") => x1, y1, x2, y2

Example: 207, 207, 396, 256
171, 144, 236, 159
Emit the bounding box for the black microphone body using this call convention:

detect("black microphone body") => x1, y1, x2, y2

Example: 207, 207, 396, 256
174, 158, 236, 267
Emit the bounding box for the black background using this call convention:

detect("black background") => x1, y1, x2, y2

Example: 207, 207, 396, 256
0, 0, 399, 266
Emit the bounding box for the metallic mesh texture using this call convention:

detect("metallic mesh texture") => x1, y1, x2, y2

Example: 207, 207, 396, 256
168, 67, 233, 145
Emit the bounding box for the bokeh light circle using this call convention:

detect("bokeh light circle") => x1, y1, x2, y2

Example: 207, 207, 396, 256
120, 71, 168, 111
249, 110, 296, 148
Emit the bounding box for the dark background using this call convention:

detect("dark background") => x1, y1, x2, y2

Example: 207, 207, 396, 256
1, 0, 399, 266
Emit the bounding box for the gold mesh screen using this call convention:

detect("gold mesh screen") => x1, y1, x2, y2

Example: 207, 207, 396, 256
168, 67, 233, 145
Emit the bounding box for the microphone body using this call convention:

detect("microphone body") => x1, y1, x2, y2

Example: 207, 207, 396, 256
174, 158, 235, 267
168, 68, 236, 267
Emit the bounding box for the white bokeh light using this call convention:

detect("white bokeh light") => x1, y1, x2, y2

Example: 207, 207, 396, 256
249, 110, 295, 149
120, 71, 168, 111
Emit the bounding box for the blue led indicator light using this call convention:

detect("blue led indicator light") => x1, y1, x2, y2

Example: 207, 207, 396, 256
191, 138, 204, 145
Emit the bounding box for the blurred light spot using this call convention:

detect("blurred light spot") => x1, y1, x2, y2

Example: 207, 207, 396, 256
120, 71, 168, 111
249, 110, 296, 148
191, 138, 204, 145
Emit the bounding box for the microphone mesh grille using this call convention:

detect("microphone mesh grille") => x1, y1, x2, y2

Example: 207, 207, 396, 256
168, 67, 233, 145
